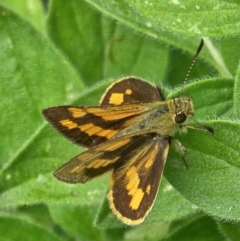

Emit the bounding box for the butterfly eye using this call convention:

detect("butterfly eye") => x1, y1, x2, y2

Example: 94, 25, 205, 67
175, 112, 186, 124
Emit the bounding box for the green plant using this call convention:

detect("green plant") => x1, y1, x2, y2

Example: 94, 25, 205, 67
0, 0, 240, 240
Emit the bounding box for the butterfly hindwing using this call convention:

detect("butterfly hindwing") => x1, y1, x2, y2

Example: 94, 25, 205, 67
53, 134, 163, 184
108, 135, 170, 225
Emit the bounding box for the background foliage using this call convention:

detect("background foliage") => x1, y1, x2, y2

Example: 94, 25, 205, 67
0, 0, 240, 240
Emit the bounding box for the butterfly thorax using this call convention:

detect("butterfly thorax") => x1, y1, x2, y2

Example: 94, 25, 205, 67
112, 96, 194, 139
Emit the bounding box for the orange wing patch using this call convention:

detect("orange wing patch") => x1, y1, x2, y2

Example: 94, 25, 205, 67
125, 166, 144, 210
86, 157, 120, 169
60, 119, 78, 129
108, 89, 133, 105
60, 119, 118, 138
109, 93, 124, 105
68, 107, 86, 117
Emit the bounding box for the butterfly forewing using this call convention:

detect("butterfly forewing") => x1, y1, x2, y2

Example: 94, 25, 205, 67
43, 104, 150, 148
108, 135, 170, 225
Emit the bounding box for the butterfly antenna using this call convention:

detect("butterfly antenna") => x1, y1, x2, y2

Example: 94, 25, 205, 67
181, 40, 213, 134
180, 39, 204, 94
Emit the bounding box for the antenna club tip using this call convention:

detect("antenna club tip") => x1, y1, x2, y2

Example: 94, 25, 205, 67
196, 39, 204, 55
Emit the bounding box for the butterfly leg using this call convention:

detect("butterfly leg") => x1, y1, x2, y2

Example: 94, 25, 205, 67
170, 137, 189, 169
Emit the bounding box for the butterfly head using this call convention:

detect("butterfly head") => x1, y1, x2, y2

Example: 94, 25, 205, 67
173, 96, 194, 125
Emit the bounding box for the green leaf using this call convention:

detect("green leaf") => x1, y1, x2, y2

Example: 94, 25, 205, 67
160, 216, 226, 241
99, 216, 226, 241
0, 173, 108, 208
221, 39, 240, 76
49, 205, 104, 241
233, 59, 240, 116
85, 1, 234, 77
0, 5, 82, 193
47, 0, 168, 85
218, 221, 240, 241
0, 0, 45, 32
127, 0, 240, 37
166, 120, 240, 221
18, 205, 56, 230
123, 222, 170, 241
0, 213, 63, 241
